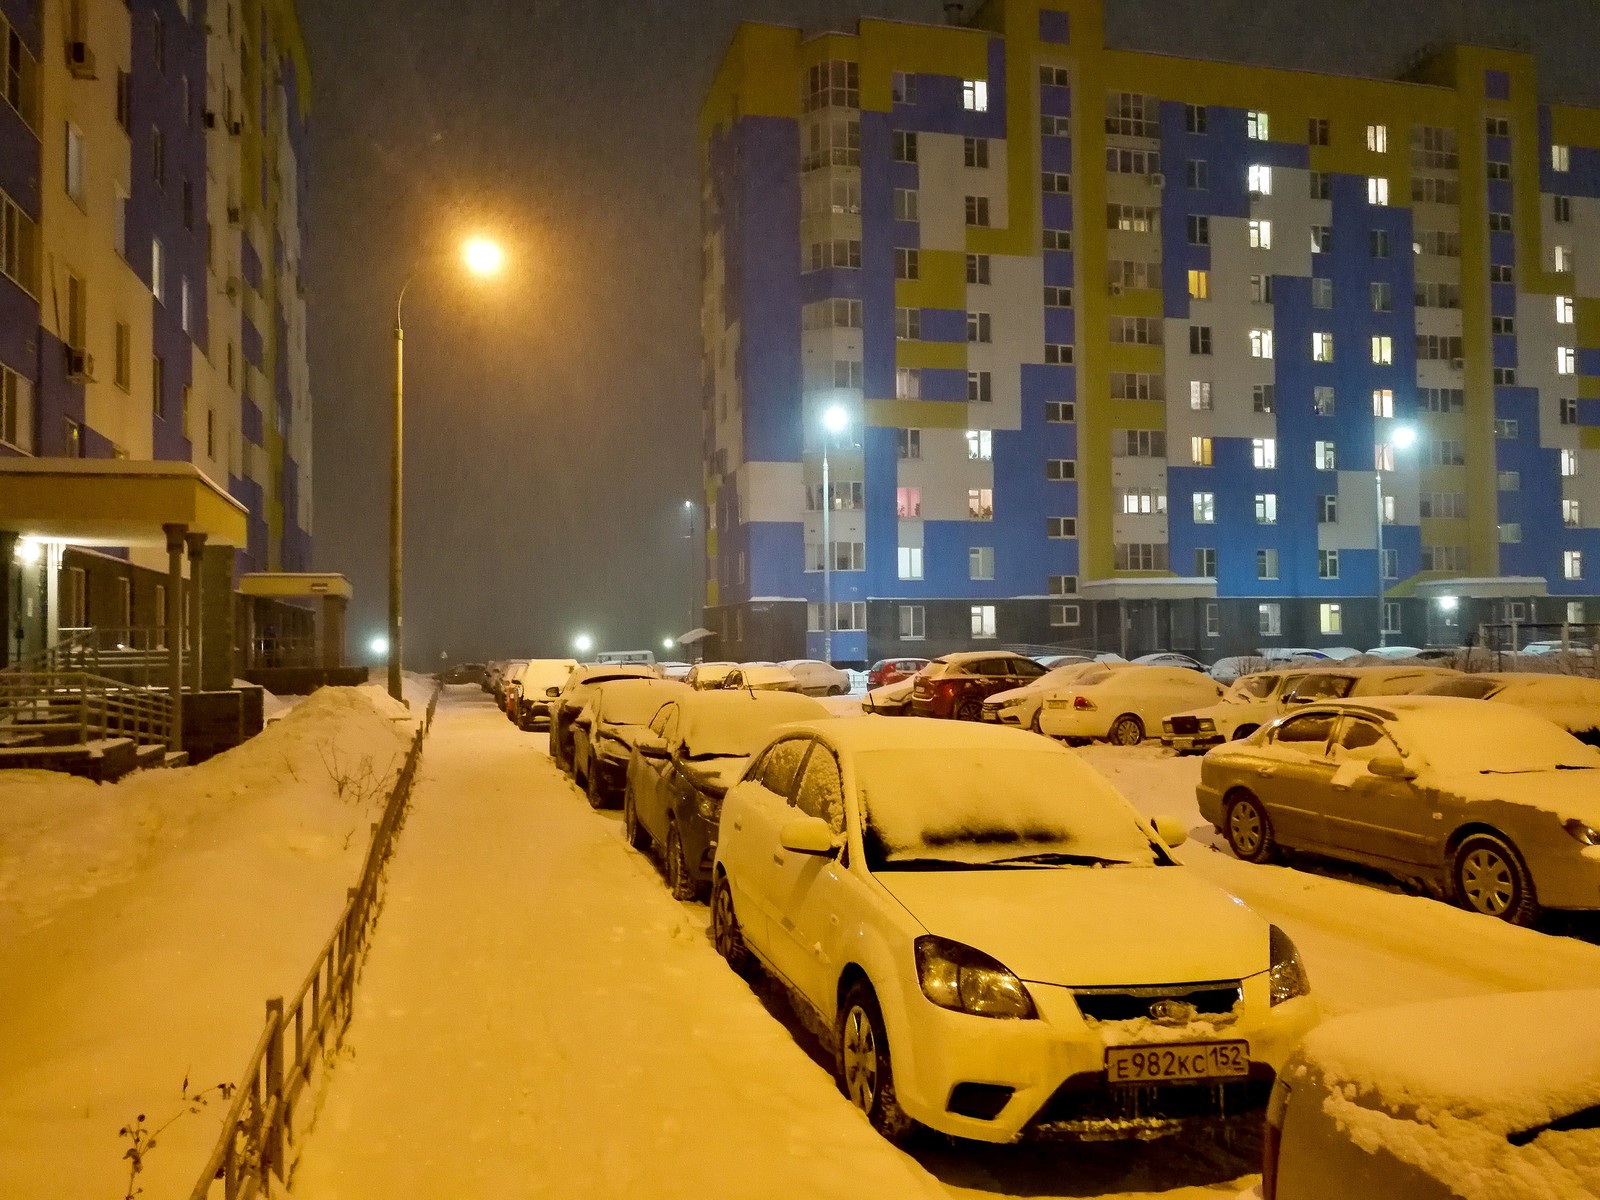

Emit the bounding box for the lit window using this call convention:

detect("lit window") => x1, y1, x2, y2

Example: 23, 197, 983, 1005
1248, 219, 1272, 249
965, 429, 993, 461
1557, 296, 1575, 324
969, 547, 995, 580
1565, 550, 1583, 581
151, 238, 165, 303
1371, 335, 1392, 364
1252, 438, 1276, 469
1315, 440, 1337, 470
1562, 449, 1579, 478
1319, 603, 1342, 635
971, 604, 997, 637
1558, 347, 1577, 376
1257, 550, 1279, 580
967, 489, 994, 521
1555, 245, 1574, 273
1553, 144, 1571, 172
897, 546, 923, 580
1247, 110, 1269, 140
1193, 492, 1215, 523
1248, 164, 1272, 195
1366, 123, 1388, 152
1319, 549, 1340, 579
1188, 269, 1209, 299
1189, 380, 1212, 411
1251, 329, 1274, 359
1563, 499, 1581, 528
1312, 331, 1333, 362
895, 487, 921, 518
1372, 389, 1394, 417
1255, 493, 1277, 524
1259, 602, 1282, 635
1191, 436, 1213, 466
1367, 176, 1388, 205
962, 79, 988, 112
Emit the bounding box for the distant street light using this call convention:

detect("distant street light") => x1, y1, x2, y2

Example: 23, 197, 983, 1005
388, 234, 507, 702
662, 637, 675, 652
574, 633, 594, 656
820, 403, 850, 664
368, 635, 390, 658
1376, 422, 1417, 648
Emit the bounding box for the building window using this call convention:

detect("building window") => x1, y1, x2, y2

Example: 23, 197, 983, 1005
1043, 114, 1071, 138
1557, 295, 1575, 324
152, 354, 165, 418
1560, 397, 1579, 426
969, 547, 995, 580
1366, 123, 1388, 152
971, 604, 997, 639
891, 186, 920, 224
1043, 286, 1073, 308
1308, 117, 1329, 145
833, 360, 863, 389
1554, 245, 1574, 273
1372, 282, 1392, 312
899, 605, 926, 640
65, 123, 86, 206
967, 370, 992, 403
803, 60, 859, 111
1191, 436, 1213, 466
1494, 366, 1517, 386
1248, 219, 1272, 249
1319, 603, 1342, 635
895, 368, 920, 400
1372, 389, 1394, 418
1382, 551, 1398, 583
0, 190, 39, 292
1042, 171, 1070, 194
893, 247, 918, 281
1118, 486, 1166, 514
1561, 449, 1579, 478
1045, 401, 1075, 423
1312, 331, 1333, 362
1498, 470, 1520, 491
1187, 214, 1210, 245
1195, 548, 1217, 578
967, 253, 991, 285
1315, 441, 1337, 470
1319, 550, 1340, 579
967, 312, 991, 343
1189, 325, 1212, 355
1186, 159, 1208, 189
1371, 335, 1392, 365
964, 136, 989, 168
1189, 380, 1213, 411
1049, 574, 1078, 596
1253, 384, 1275, 413
895, 307, 921, 340
1311, 225, 1331, 254
965, 195, 991, 227
1047, 517, 1076, 539
1498, 523, 1522, 544
1553, 144, 1571, 172
1252, 438, 1277, 469
1043, 229, 1072, 251
1259, 603, 1282, 636
1257, 550, 1279, 581
1249, 328, 1275, 359
962, 78, 988, 112
1247, 110, 1269, 140
1187, 269, 1209, 300
1487, 160, 1510, 181
1564, 551, 1584, 581
897, 428, 921, 459
1046, 458, 1076, 481
892, 131, 917, 163
1494, 419, 1519, 439
1193, 492, 1215, 523
1044, 343, 1073, 365
1106, 91, 1159, 138
897, 546, 923, 580
1311, 277, 1333, 309
1558, 347, 1577, 376
892, 71, 916, 105
1115, 429, 1166, 457
1317, 494, 1338, 524
1250, 274, 1273, 304
1367, 177, 1389, 205
1255, 493, 1278, 524
206, 407, 216, 458
152, 127, 164, 187
896, 486, 922, 519
966, 429, 993, 461
1563, 499, 1582, 528
1050, 604, 1081, 628
1314, 386, 1336, 416
1489, 210, 1513, 233
114, 322, 131, 390
180, 278, 191, 333
1247, 164, 1272, 196
1115, 543, 1168, 571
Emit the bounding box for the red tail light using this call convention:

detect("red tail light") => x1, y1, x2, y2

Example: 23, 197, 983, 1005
938, 680, 960, 697
1073, 695, 1096, 711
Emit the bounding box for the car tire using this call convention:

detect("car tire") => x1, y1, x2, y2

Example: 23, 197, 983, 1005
831, 684, 848, 696
1029, 710, 1044, 735
1225, 792, 1279, 864
623, 789, 650, 850
1232, 724, 1258, 740
1108, 714, 1145, 746
836, 982, 915, 1144
710, 876, 750, 974
1452, 832, 1540, 925
586, 763, 609, 810
666, 823, 702, 902
954, 697, 983, 722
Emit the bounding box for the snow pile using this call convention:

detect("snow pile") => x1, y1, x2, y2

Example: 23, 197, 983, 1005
1296, 991, 1600, 1200
0, 685, 421, 1200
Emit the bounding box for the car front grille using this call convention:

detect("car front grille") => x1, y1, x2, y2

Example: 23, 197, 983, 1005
1071, 981, 1242, 1024
1028, 1071, 1273, 1141
1167, 716, 1201, 736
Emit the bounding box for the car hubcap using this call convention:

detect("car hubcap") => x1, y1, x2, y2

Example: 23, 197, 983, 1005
841, 1008, 878, 1112
1115, 720, 1137, 744
1462, 849, 1513, 914
1230, 805, 1261, 854
714, 888, 734, 953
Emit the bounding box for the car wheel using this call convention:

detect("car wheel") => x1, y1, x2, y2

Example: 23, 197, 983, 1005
1108, 714, 1145, 746
831, 684, 848, 696
711, 876, 750, 974
1232, 724, 1259, 740
836, 982, 915, 1144
586, 763, 609, 810
954, 697, 983, 722
623, 789, 650, 850
1225, 792, 1279, 864
1029, 709, 1044, 735
1452, 832, 1540, 925
666, 823, 702, 901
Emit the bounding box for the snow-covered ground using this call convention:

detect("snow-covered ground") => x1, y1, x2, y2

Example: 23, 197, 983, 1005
0, 684, 420, 1200
286, 691, 1600, 1200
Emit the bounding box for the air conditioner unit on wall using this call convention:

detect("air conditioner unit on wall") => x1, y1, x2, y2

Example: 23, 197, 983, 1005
203, 111, 218, 129
1451, 357, 1465, 369
1109, 282, 1124, 296
66, 41, 96, 79
1148, 172, 1165, 188
65, 347, 94, 381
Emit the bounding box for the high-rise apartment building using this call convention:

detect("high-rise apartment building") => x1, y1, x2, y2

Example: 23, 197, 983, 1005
699, 0, 1600, 664
1, 0, 314, 664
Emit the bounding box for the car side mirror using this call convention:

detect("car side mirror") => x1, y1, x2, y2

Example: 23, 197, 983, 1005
779, 815, 838, 857
1152, 816, 1189, 848
1369, 754, 1416, 780
545, 686, 560, 698
637, 733, 668, 760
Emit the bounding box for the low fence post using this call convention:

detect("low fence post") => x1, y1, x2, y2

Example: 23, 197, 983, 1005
263, 998, 285, 1185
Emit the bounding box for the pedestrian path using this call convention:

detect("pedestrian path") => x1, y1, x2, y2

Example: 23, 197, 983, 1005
288, 688, 943, 1200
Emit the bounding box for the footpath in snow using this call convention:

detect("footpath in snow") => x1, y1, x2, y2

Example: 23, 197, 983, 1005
288, 688, 944, 1200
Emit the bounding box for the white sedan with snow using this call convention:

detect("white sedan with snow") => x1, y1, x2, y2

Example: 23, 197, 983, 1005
1265, 990, 1600, 1199
779, 659, 853, 697
710, 719, 1319, 1144
981, 660, 1134, 731
1037, 666, 1224, 745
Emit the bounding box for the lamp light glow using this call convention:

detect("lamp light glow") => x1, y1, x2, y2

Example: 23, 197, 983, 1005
822, 404, 849, 435
368, 635, 390, 657
14, 538, 41, 565
662, 637, 675, 651
1389, 423, 1418, 450
462, 236, 505, 278
1438, 595, 1459, 612
574, 633, 594, 655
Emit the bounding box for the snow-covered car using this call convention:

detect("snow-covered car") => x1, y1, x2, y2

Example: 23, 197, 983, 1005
862, 676, 917, 715
1037, 666, 1224, 745
1412, 672, 1600, 745
570, 678, 690, 808
1264, 990, 1600, 1200
1266, 663, 1459, 709
658, 661, 692, 681
710, 718, 1319, 1144
911, 651, 1046, 720
1160, 669, 1318, 753
1131, 652, 1207, 672
491, 659, 528, 708
1209, 652, 1328, 684
622, 691, 830, 899
779, 659, 852, 697
1033, 654, 1104, 670
867, 658, 929, 688
981, 661, 1135, 732
1199, 696, 1600, 923
509, 658, 578, 730
1361, 644, 1426, 659
720, 665, 801, 693
685, 661, 738, 690
547, 664, 658, 772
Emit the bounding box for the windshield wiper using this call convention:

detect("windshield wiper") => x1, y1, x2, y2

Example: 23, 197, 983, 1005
1479, 765, 1598, 775
984, 852, 1134, 867
877, 858, 993, 871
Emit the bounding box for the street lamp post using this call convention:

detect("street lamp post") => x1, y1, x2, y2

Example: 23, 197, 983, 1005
388, 236, 505, 702
1375, 423, 1417, 648
683, 498, 695, 640
820, 404, 849, 664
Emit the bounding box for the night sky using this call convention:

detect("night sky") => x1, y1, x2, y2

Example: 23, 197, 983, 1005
296, 0, 1600, 668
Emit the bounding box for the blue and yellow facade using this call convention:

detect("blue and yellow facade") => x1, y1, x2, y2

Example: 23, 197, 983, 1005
700, 0, 1600, 664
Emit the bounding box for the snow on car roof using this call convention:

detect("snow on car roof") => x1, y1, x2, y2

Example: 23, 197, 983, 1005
734, 665, 798, 685
517, 658, 577, 684
1294, 990, 1600, 1180
798, 714, 1069, 755
676, 691, 831, 757
593, 678, 691, 725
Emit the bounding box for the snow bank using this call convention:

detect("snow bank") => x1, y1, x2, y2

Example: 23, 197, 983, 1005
0, 685, 421, 1200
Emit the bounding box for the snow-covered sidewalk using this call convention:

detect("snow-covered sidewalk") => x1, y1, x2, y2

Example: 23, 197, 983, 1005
288, 690, 944, 1200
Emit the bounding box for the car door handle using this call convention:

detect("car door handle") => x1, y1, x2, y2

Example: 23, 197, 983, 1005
772, 851, 786, 865
1259, 766, 1277, 777
732, 819, 742, 832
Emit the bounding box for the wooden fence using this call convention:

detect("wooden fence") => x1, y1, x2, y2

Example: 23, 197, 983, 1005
187, 686, 440, 1200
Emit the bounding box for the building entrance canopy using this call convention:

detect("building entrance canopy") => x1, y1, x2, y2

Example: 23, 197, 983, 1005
0, 460, 248, 547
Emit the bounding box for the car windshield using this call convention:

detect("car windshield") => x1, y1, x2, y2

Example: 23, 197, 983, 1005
854, 749, 1161, 870
678, 694, 828, 758
599, 681, 685, 726
1227, 675, 1278, 702
1420, 677, 1501, 700
1288, 674, 1355, 702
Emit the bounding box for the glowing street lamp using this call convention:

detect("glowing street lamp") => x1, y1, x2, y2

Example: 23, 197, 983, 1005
662, 637, 675, 652
388, 234, 508, 701
820, 403, 850, 664
1376, 422, 1417, 647
574, 633, 594, 657
368, 634, 390, 659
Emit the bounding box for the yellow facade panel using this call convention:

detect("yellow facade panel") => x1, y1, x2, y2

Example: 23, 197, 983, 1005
896, 250, 967, 310
897, 340, 968, 371
1105, 344, 1165, 375
859, 19, 992, 112
866, 399, 970, 429
700, 24, 801, 139
1583, 428, 1600, 451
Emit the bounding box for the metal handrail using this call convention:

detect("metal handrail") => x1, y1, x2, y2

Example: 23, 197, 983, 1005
0, 670, 173, 748
188, 686, 440, 1200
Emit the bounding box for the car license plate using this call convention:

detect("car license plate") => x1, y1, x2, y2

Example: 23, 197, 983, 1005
1105, 1041, 1249, 1085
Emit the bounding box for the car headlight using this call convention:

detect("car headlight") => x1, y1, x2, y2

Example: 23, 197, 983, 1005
1564, 818, 1600, 847
999, 696, 1027, 708
1198, 718, 1215, 731
1162, 720, 1174, 734
696, 791, 721, 822
1268, 925, 1310, 1005
914, 936, 1037, 1019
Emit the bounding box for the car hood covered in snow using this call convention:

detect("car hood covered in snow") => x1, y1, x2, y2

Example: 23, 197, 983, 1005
1444, 768, 1600, 824
875, 866, 1268, 987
